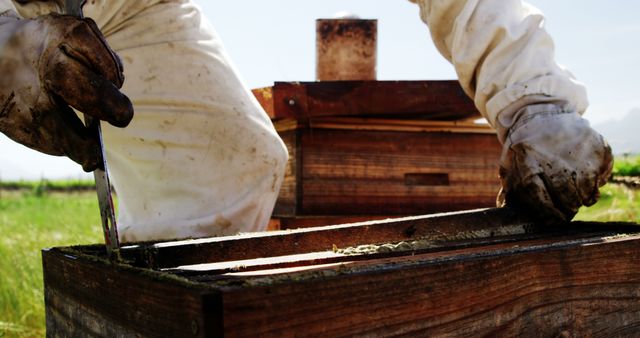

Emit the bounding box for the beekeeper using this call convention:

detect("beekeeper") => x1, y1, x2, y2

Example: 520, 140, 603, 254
0, 0, 612, 242
0, 0, 289, 242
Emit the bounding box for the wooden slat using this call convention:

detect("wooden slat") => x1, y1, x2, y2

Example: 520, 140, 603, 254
307, 116, 495, 133
274, 215, 391, 229
300, 178, 500, 215
219, 234, 640, 337
252, 81, 479, 120
119, 208, 639, 270
176, 231, 637, 282
121, 208, 533, 268
297, 128, 502, 215
275, 117, 495, 134
300, 129, 500, 176
165, 231, 608, 276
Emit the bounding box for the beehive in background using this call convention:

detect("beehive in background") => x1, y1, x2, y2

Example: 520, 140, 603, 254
253, 18, 502, 229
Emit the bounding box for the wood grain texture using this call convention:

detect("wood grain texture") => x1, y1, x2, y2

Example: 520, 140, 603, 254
252, 86, 275, 118
301, 117, 496, 134
43, 249, 222, 338
121, 208, 537, 269
44, 225, 640, 337
252, 81, 479, 120
219, 234, 640, 337
118, 208, 640, 271
271, 118, 502, 218
257, 80, 497, 219
274, 215, 391, 229
296, 127, 502, 216
271, 130, 299, 216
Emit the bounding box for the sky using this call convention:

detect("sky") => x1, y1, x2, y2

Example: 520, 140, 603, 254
1, 0, 639, 180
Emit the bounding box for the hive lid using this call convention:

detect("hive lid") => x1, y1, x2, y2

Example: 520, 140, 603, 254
252, 80, 480, 121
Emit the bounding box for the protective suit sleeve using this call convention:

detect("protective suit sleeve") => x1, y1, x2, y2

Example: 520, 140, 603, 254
0, 0, 19, 16
411, 0, 588, 129
81, 1, 289, 242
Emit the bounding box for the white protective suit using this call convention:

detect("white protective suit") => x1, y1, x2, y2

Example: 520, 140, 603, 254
0, 0, 608, 241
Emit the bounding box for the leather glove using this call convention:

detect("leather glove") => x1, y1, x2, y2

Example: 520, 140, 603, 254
0, 11, 133, 171
496, 103, 613, 223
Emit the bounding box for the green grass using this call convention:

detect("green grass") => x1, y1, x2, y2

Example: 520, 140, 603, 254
0, 191, 102, 338
575, 183, 639, 223
0, 180, 637, 337
0, 179, 95, 193
613, 154, 640, 177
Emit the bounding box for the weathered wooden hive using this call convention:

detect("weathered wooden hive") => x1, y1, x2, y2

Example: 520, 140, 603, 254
254, 81, 501, 229
44, 209, 640, 337
253, 18, 502, 229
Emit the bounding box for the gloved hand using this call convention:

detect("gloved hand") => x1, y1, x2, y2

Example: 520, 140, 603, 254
0, 11, 133, 171
496, 103, 613, 222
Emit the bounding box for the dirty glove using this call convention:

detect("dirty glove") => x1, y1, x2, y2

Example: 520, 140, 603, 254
496, 103, 613, 222
0, 11, 133, 171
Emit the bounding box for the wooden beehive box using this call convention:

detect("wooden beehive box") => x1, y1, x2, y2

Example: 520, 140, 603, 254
253, 80, 503, 226
43, 208, 640, 337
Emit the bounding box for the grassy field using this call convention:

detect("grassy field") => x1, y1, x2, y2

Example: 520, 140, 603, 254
613, 154, 640, 177
0, 179, 638, 337
574, 183, 639, 222
0, 191, 102, 338
0, 178, 96, 193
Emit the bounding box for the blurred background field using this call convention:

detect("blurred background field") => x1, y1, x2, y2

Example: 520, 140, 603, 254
612, 154, 640, 177
0, 189, 103, 338
0, 156, 638, 337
